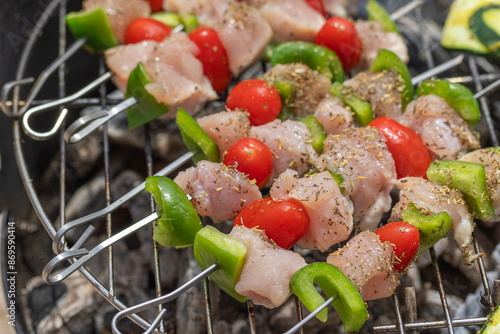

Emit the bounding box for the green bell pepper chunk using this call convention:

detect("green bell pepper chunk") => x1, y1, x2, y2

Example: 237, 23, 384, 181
299, 116, 326, 153
270, 41, 344, 83
290, 262, 367, 331
193, 226, 247, 303
366, 0, 399, 33
151, 12, 182, 28
146, 176, 203, 248
417, 79, 481, 126
370, 49, 414, 110
402, 202, 453, 255
180, 14, 198, 33
176, 108, 220, 165
427, 160, 494, 218
330, 82, 374, 126
125, 62, 170, 130
66, 7, 119, 53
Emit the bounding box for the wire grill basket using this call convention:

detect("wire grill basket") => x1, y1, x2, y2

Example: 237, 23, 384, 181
2, 0, 500, 333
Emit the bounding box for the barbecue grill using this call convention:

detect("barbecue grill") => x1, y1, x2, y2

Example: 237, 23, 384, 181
1, 0, 500, 333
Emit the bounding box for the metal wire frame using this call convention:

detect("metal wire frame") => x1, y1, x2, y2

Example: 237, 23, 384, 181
1, 0, 499, 333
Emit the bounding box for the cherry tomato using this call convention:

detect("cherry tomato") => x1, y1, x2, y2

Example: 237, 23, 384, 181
188, 28, 231, 94
369, 117, 432, 179
223, 138, 273, 189
145, 0, 163, 13
314, 17, 363, 72
375, 222, 420, 273
226, 79, 282, 126
124, 18, 172, 44
234, 197, 310, 249
304, 0, 327, 17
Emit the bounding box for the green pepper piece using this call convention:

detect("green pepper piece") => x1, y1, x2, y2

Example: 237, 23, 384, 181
271, 42, 344, 83
176, 108, 220, 165
151, 11, 182, 28
370, 49, 414, 110
402, 202, 453, 255
193, 226, 247, 302
299, 116, 326, 153
125, 62, 170, 129
146, 176, 202, 248
290, 262, 367, 331
417, 79, 481, 126
366, 0, 399, 33
330, 82, 374, 126
66, 7, 119, 53
427, 160, 494, 218
180, 14, 198, 33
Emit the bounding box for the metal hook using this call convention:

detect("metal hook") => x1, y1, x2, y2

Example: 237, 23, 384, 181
43, 212, 159, 285
1, 78, 35, 117
111, 263, 218, 334
64, 96, 137, 144
51, 150, 194, 254
22, 71, 113, 140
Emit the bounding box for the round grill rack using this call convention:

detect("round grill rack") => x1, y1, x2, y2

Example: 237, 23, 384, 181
2, 0, 500, 333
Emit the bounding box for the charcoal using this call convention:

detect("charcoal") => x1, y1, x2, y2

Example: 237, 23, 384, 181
176, 248, 206, 334
26, 275, 96, 334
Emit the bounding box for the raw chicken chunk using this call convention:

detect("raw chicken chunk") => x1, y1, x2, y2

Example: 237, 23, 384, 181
105, 32, 217, 115
460, 149, 500, 223
344, 70, 403, 119
174, 161, 261, 222
230, 225, 307, 308
197, 111, 251, 159
391, 177, 480, 264
313, 96, 354, 135
247, 0, 325, 43
400, 95, 480, 160
249, 119, 317, 186
271, 170, 354, 252
84, 0, 150, 43
315, 127, 397, 231
327, 231, 399, 301
355, 20, 409, 70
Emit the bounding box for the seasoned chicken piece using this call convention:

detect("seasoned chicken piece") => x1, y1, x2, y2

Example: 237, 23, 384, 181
321, 0, 348, 17
262, 63, 331, 118
246, 0, 325, 43
163, 0, 230, 27
315, 127, 397, 231
313, 96, 354, 135
327, 231, 399, 301
230, 225, 307, 308
174, 161, 261, 223
354, 20, 409, 70
197, 111, 251, 159
400, 94, 480, 160
391, 177, 480, 264
249, 119, 317, 186
460, 149, 500, 223
271, 170, 354, 252
344, 70, 403, 119
105, 32, 217, 115
84, 0, 150, 43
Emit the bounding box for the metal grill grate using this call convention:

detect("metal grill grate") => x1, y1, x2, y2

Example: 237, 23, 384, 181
2, 0, 500, 333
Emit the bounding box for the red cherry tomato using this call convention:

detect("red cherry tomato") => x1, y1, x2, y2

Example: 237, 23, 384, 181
304, 0, 327, 17
188, 28, 232, 94
223, 138, 273, 189
145, 0, 163, 13
234, 197, 310, 249
124, 18, 172, 44
375, 222, 420, 273
226, 79, 282, 126
314, 17, 363, 72
369, 117, 432, 179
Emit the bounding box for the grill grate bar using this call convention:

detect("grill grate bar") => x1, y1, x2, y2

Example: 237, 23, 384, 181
430, 247, 455, 333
